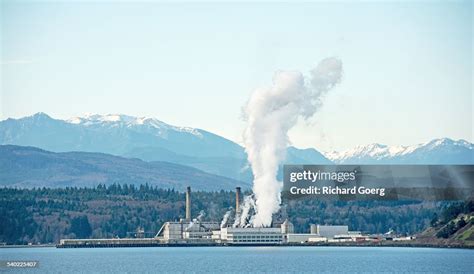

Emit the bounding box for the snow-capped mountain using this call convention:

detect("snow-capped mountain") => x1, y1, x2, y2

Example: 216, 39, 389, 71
0, 113, 331, 183
66, 113, 203, 137
325, 138, 473, 164
1, 113, 472, 186
0, 112, 242, 158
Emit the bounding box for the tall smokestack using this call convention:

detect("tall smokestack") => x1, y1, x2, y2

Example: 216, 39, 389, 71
235, 187, 241, 214
186, 186, 191, 221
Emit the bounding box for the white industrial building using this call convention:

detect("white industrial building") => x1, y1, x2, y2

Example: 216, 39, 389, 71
156, 221, 220, 242
217, 227, 283, 244
315, 225, 349, 238
155, 187, 219, 242
307, 236, 328, 243
281, 219, 294, 234
285, 234, 319, 243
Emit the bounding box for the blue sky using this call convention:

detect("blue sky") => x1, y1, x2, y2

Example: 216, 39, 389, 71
1, 1, 472, 151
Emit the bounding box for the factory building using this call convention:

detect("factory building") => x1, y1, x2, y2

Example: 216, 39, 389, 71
283, 221, 329, 243
330, 231, 365, 242
286, 234, 317, 243
59, 186, 415, 247
217, 227, 283, 244
281, 219, 294, 234
183, 222, 220, 240
155, 186, 361, 245
155, 187, 219, 242
315, 225, 349, 238
307, 236, 328, 243
156, 186, 285, 245
155, 221, 220, 242
209, 189, 284, 244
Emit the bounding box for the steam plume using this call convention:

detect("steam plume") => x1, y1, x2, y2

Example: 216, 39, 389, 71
186, 210, 205, 230
243, 57, 343, 227
220, 208, 233, 228
232, 194, 256, 228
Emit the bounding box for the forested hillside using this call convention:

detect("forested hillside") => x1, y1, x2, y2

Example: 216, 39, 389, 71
415, 201, 474, 247
0, 185, 442, 245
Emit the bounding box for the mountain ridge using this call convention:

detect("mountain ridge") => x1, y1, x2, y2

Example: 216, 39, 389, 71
0, 144, 248, 190
0, 113, 332, 182
1, 113, 472, 182
324, 138, 473, 164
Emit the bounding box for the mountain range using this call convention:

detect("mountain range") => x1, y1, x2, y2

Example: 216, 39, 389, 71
0, 145, 245, 190
0, 113, 331, 182
0, 113, 472, 189
325, 138, 473, 164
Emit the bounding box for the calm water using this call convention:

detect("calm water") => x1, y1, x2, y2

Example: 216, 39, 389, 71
0, 246, 473, 273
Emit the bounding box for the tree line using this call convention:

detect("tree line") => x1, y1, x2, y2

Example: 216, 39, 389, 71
0, 184, 448, 244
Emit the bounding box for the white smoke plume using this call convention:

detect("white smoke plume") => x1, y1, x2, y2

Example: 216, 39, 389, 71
196, 210, 205, 221
232, 209, 241, 228
220, 208, 233, 228
233, 194, 256, 228
186, 210, 205, 230
243, 57, 343, 227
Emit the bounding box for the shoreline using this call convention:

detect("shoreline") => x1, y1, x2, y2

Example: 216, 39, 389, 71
0, 244, 56, 248
2, 242, 472, 250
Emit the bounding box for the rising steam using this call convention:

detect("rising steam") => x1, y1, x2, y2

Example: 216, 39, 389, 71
186, 210, 205, 230
232, 194, 256, 228
220, 208, 233, 228
243, 57, 343, 227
